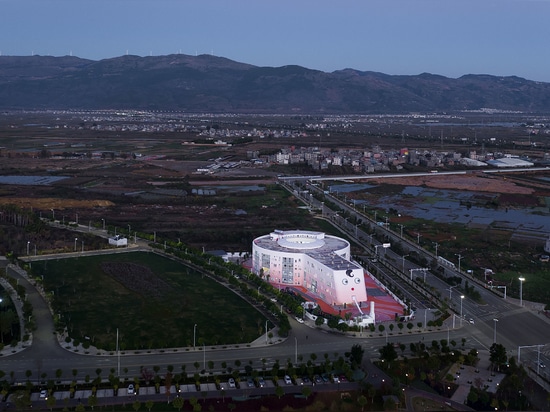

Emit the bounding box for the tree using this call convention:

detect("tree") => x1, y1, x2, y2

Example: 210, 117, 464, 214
302, 385, 312, 399
172, 396, 184, 411
379, 343, 398, 365
46, 395, 57, 411
88, 394, 98, 410
349, 344, 364, 367
358, 395, 368, 411
275, 385, 285, 399
489, 343, 507, 372
145, 400, 154, 411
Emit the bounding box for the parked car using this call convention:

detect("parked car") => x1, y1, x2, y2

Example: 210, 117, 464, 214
314, 375, 322, 384
302, 376, 311, 385
284, 375, 293, 385
295, 316, 304, 324
468, 318, 475, 324
246, 378, 255, 388
39, 389, 48, 399
228, 378, 236, 388
539, 362, 546, 368
331, 375, 340, 383
321, 374, 330, 383
127, 384, 135, 395
257, 377, 266, 387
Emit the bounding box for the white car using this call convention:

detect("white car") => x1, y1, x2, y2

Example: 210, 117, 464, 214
39, 389, 48, 399
228, 378, 236, 388
284, 375, 293, 385
539, 362, 546, 368
468, 318, 475, 324
295, 316, 304, 324
127, 384, 135, 395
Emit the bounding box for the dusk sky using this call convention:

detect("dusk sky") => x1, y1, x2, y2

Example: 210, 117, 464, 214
2, 0, 549, 82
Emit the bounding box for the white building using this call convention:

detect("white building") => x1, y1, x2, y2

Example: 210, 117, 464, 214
252, 230, 367, 307
108, 235, 127, 247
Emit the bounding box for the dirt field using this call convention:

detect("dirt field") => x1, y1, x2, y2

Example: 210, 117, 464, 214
365, 172, 536, 195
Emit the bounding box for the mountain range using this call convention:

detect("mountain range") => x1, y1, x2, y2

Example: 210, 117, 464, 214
1, 54, 550, 113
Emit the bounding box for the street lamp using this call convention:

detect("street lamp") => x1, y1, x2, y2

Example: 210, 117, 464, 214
519, 277, 525, 307
294, 337, 298, 364
102, 218, 105, 230
448, 285, 457, 300
460, 295, 465, 319
456, 254, 463, 273
74, 237, 78, 252
193, 324, 197, 350
27, 241, 30, 255
493, 318, 498, 343
402, 254, 409, 272
51, 208, 55, 220
424, 308, 431, 330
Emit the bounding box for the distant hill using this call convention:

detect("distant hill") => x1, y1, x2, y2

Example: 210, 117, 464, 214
1, 54, 550, 113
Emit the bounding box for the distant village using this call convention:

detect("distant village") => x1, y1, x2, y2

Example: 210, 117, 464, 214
197, 145, 542, 175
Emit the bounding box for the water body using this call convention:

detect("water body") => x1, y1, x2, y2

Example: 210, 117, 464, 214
0, 176, 69, 185
347, 184, 550, 235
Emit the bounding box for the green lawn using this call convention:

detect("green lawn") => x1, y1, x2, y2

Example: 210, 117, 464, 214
32, 252, 266, 351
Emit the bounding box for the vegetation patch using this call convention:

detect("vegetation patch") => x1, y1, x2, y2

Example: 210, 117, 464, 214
31, 252, 265, 350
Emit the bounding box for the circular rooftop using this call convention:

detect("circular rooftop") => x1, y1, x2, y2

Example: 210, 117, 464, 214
277, 234, 326, 250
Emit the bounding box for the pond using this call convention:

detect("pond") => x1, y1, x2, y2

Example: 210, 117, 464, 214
339, 183, 550, 235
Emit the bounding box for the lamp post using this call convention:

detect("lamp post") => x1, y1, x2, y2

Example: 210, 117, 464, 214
448, 285, 457, 300
102, 218, 105, 230
193, 324, 197, 350
493, 318, 498, 343
433, 242, 439, 258
74, 237, 78, 252
402, 255, 409, 272
265, 320, 268, 345
81, 240, 84, 253
456, 254, 463, 273
51, 208, 55, 220
519, 277, 525, 306
257, 286, 261, 297
294, 337, 298, 364
424, 308, 431, 330
460, 295, 465, 320
398, 224, 404, 238
128, 224, 131, 235
27, 241, 30, 255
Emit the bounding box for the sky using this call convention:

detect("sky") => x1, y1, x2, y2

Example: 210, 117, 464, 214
1, 0, 550, 82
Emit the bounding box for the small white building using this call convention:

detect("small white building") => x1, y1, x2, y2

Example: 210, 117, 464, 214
109, 235, 127, 247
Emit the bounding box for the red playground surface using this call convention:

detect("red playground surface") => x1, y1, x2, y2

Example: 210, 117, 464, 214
285, 270, 404, 323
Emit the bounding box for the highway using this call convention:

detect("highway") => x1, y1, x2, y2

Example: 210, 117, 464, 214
286, 178, 550, 375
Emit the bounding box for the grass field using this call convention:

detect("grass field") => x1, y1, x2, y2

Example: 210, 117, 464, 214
31, 252, 266, 351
